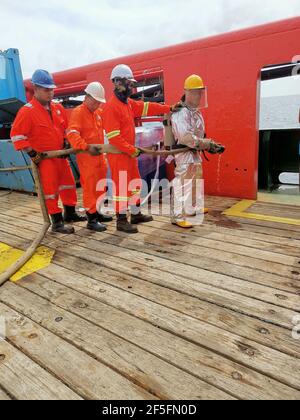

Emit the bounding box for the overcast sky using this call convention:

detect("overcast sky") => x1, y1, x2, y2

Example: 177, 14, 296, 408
1, 0, 300, 80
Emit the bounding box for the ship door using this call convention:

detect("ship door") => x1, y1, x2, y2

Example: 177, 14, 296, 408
258, 60, 300, 197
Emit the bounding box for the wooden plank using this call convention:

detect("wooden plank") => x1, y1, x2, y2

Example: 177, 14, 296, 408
0, 285, 232, 400
58, 236, 300, 323
0, 301, 154, 400
3, 279, 299, 400
1, 229, 299, 361
151, 210, 300, 239
86, 230, 300, 284
223, 201, 300, 229
2, 195, 300, 259
136, 220, 300, 258
254, 201, 300, 212
200, 213, 300, 240
2, 193, 300, 245
2, 193, 300, 238
2, 191, 297, 234
195, 226, 300, 255
14, 215, 300, 299
147, 213, 300, 248
100, 223, 299, 266
3, 194, 300, 263
248, 203, 300, 219
1, 190, 300, 398
0, 204, 299, 283
1, 209, 300, 301
214, 213, 300, 235
0, 222, 297, 330
0, 221, 298, 330
0, 388, 11, 400
47, 253, 300, 359
222, 200, 300, 226
150, 201, 300, 233
8, 271, 300, 393
0, 340, 81, 400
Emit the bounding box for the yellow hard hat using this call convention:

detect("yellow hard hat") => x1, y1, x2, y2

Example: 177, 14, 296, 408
184, 74, 205, 90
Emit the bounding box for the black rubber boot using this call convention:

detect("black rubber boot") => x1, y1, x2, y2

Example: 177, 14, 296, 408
63, 206, 87, 223
131, 212, 153, 225
117, 214, 138, 234
51, 213, 75, 234
98, 213, 113, 223
87, 212, 107, 232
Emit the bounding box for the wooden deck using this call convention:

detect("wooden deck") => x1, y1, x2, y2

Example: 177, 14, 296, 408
0, 190, 300, 400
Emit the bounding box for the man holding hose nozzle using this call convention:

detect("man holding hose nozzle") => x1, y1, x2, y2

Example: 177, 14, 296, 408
170, 74, 225, 229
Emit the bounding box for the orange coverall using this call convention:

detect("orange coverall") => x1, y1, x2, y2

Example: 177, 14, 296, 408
102, 96, 170, 213
67, 103, 108, 214
11, 97, 77, 215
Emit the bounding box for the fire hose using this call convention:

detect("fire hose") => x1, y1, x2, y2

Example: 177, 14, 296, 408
0, 161, 50, 286
40, 144, 192, 159
0, 142, 224, 285
0, 145, 189, 285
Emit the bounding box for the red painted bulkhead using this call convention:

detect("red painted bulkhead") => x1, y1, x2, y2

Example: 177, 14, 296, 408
24, 17, 300, 199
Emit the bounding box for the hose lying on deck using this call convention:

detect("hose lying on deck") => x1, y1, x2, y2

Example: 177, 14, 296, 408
0, 162, 50, 287
0, 144, 190, 286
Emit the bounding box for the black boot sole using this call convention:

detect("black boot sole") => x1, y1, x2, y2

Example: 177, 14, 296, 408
117, 226, 139, 234
64, 217, 87, 223
98, 217, 114, 223
87, 224, 107, 233
131, 218, 154, 225
52, 227, 75, 234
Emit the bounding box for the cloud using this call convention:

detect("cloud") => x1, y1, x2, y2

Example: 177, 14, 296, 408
1, 0, 300, 78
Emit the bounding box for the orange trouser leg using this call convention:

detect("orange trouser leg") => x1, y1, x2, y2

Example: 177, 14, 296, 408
38, 159, 61, 215
57, 159, 77, 207
77, 154, 108, 214
107, 154, 142, 214
128, 158, 142, 208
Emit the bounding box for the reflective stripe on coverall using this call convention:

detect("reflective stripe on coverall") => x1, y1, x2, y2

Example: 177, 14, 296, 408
102, 95, 170, 213
67, 103, 108, 214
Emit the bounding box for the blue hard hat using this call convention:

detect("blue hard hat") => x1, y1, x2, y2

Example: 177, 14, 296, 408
31, 69, 56, 89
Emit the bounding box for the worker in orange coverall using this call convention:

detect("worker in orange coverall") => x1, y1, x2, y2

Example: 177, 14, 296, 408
11, 69, 85, 234
67, 82, 113, 232
102, 64, 182, 234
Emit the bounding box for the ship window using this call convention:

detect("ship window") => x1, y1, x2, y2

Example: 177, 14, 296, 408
258, 61, 300, 193
131, 68, 164, 104
58, 95, 84, 109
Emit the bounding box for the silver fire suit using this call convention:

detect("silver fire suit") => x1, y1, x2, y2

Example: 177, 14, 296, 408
170, 105, 206, 223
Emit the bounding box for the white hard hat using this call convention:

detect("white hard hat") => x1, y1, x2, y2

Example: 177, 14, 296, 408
85, 82, 106, 103
110, 64, 137, 82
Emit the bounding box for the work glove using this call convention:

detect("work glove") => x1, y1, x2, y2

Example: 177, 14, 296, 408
88, 145, 101, 156
63, 138, 71, 150
192, 138, 212, 151
27, 150, 43, 165
170, 102, 184, 113
59, 139, 72, 159
132, 148, 145, 158
207, 141, 226, 155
